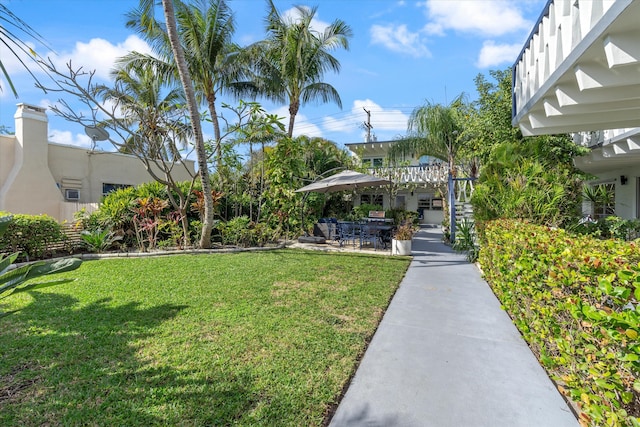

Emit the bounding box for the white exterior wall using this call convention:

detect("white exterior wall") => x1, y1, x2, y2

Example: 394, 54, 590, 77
585, 169, 638, 220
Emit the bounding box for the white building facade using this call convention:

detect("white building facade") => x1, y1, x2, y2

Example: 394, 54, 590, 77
345, 140, 449, 224
512, 0, 640, 219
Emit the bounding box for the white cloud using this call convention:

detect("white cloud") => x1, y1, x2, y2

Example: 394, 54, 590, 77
323, 99, 409, 140
422, 0, 532, 37
282, 6, 330, 34
352, 99, 408, 132
370, 24, 431, 58
48, 128, 92, 148
49, 35, 153, 81
476, 41, 522, 68
271, 106, 323, 138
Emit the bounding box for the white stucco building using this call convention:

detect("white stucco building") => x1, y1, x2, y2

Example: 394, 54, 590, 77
512, 0, 640, 219
0, 104, 196, 222
345, 140, 452, 224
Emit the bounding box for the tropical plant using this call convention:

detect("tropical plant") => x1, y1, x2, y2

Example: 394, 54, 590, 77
0, 216, 81, 318
249, 0, 352, 136
80, 228, 123, 253
93, 62, 198, 248
452, 218, 478, 262
394, 223, 414, 241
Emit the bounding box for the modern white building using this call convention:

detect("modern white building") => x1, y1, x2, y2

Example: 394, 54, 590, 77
512, 0, 640, 219
0, 104, 196, 222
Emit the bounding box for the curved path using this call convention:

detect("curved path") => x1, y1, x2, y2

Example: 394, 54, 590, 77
329, 227, 579, 427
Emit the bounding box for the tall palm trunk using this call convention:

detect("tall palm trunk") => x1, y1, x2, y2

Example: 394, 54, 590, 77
287, 100, 299, 137
162, 0, 213, 248
206, 93, 223, 173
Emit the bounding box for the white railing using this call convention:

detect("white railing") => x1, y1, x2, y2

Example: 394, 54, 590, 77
367, 165, 448, 185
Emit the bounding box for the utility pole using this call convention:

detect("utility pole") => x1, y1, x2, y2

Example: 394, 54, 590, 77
363, 107, 373, 142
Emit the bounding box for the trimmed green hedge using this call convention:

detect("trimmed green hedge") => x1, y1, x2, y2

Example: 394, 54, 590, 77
479, 219, 640, 427
0, 212, 65, 261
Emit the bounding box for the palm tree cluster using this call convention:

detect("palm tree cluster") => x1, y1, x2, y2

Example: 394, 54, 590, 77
24, 0, 352, 248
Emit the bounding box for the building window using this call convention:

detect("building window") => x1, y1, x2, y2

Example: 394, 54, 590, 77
587, 183, 615, 219
102, 183, 131, 196
363, 158, 383, 168
361, 194, 383, 207
418, 193, 443, 211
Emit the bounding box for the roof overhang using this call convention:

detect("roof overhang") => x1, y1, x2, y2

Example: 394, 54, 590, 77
574, 128, 640, 173
512, 0, 640, 136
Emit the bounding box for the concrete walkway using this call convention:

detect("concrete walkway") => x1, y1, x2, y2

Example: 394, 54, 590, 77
329, 227, 579, 427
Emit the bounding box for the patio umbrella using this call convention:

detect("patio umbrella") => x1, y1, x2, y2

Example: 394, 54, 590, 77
295, 170, 392, 193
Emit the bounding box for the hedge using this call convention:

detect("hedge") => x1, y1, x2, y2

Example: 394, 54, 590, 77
0, 212, 66, 261
479, 219, 640, 427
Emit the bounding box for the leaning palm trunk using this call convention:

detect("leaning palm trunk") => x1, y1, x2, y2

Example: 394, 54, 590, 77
161, 0, 213, 248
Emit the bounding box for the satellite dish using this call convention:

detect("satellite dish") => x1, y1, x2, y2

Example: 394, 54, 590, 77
84, 126, 109, 142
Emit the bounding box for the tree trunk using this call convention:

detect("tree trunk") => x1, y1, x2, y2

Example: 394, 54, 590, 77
288, 99, 299, 137
206, 93, 223, 174
162, 0, 213, 248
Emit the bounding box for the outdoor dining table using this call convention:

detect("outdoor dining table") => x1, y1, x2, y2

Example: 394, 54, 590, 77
337, 221, 393, 250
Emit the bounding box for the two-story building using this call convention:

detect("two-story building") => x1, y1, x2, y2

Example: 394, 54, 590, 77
345, 140, 450, 224
0, 104, 196, 222
512, 0, 640, 219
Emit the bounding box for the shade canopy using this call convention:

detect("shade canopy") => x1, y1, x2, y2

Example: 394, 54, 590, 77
295, 170, 392, 194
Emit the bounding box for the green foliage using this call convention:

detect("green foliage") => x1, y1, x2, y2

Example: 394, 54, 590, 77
80, 228, 123, 253
471, 142, 583, 228
0, 215, 81, 318
0, 212, 65, 261
452, 218, 478, 262
479, 219, 640, 426
218, 216, 276, 247
572, 216, 640, 241
385, 209, 418, 226
353, 203, 383, 219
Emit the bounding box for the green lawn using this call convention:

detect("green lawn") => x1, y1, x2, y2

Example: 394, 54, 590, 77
0, 249, 410, 426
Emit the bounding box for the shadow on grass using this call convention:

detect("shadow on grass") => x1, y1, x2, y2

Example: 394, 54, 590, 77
0, 291, 257, 426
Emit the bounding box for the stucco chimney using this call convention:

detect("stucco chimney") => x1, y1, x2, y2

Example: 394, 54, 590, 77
0, 104, 63, 218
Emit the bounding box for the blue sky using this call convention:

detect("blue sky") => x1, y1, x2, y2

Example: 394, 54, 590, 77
0, 0, 546, 151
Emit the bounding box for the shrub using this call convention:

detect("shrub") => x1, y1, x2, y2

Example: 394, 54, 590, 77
0, 215, 82, 318
353, 203, 383, 219
479, 219, 640, 426
0, 212, 65, 261
218, 217, 277, 247
571, 216, 640, 241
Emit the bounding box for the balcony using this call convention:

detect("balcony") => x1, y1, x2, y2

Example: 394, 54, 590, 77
512, 0, 640, 136
366, 164, 448, 185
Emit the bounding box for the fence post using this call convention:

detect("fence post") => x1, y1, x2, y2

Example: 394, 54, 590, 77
449, 172, 456, 244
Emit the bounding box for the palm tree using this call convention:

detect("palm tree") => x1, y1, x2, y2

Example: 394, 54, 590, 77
123, 0, 254, 170
389, 95, 467, 176
95, 65, 189, 160
229, 102, 285, 220
160, 0, 215, 249
250, 0, 352, 137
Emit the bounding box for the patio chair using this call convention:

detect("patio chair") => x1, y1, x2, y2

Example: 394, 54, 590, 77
337, 221, 358, 247
359, 224, 381, 250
